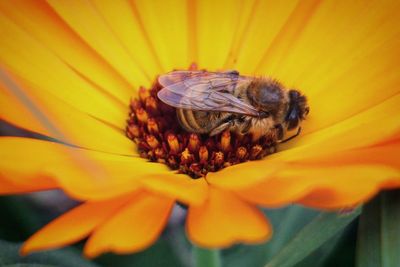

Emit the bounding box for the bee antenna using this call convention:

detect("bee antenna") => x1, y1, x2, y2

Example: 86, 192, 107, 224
278, 127, 302, 144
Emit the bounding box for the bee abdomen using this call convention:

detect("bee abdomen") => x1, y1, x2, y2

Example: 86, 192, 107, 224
176, 109, 208, 134
176, 109, 213, 134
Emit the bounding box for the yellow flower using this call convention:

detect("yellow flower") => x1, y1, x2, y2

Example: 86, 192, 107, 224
1, 0, 400, 258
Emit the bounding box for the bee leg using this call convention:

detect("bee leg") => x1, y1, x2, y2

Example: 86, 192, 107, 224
237, 118, 252, 135
275, 124, 284, 141
209, 121, 233, 136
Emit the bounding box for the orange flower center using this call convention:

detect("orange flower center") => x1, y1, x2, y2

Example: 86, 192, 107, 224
126, 71, 277, 178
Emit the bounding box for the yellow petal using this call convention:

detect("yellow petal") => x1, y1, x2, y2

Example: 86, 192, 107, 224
250, 0, 320, 75
130, 0, 189, 71
141, 174, 208, 205
21, 194, 133, 255
0, 137, 207, 205
0, 0, 133, 102
0, 77, 135, 155
0, 82, 48, 137
84, 191, 174, 257
298, 139, 400, 168
235, 140, 400, 207
237, 164, 400, 208
0, 137, 172, 201
0, 14, 128, 128
46, 0, 153, 87
194, 0, 244, 70
187, 187, 271, 248
206, 160, 283, 190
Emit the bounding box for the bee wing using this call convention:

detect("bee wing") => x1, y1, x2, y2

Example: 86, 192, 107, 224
157, 71, 259, 116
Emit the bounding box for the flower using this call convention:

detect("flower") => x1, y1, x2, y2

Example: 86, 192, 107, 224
1, 0, 400, 258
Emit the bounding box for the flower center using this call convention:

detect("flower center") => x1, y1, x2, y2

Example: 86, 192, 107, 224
125, 71, 278, 179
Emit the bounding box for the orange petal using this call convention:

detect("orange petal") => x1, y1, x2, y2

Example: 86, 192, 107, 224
0, 137, 172, 200
237, 164, 400, 208
298, 140, 400, 168
21, 194, 132, 255
206, 160, 283, 190
0, 172, 56, 195
141, 174, 208, 205
187, 187, 271, 248
84, 191, 174, 257
298, 176, 400, 210
234, 141, 400, 206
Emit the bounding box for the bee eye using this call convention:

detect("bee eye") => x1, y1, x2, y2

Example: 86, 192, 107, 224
259, 111, 270, 118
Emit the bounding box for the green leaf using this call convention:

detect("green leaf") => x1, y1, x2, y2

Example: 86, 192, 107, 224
356, 194, 381, 266
0, 240, 99, 267
265, 208, 361, 267
222, 206, 319, 267
0, 197, 42, 241
2, 264, 58, 267
264, 206, 320, 259
357, 190, 400, 267
95, 237, 185, 267
295, 219, 358, 267
193, 246, 221, 267
381, 190, 400, 267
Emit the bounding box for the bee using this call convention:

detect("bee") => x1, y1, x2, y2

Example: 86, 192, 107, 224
157, 70, 309, 142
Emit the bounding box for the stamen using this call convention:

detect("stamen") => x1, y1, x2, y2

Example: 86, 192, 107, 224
154, 147, 166, 161
145, 96, 158, 115
139, 86, 150, 102
181, 148, 194, 165
199, 146, 209, 163
220, 130, 231, 152
250, 145, 263, 160
214, 151, 225, 166
130, 98, 141, 110
147, 118, 159, 134
236, 146, 247, 160
188, 133, 200, 153
127, 125, 140, 139
146, 135, 159, 149
136, 108, 148, 124
167, 134, 180, 154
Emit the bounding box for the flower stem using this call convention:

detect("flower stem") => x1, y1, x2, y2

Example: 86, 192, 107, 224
193, 246, 222, 267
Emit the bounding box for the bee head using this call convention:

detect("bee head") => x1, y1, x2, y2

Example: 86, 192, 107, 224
285, 90, 309, 130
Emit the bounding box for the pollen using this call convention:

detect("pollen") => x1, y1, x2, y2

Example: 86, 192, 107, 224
126, 71, 277, 178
